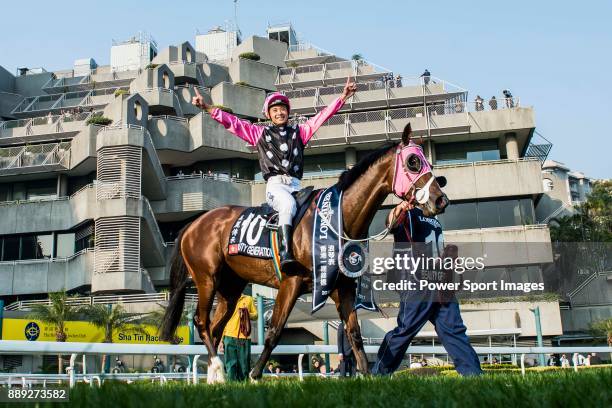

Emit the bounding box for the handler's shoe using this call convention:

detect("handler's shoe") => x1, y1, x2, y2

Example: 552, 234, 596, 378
279, 224, 298, 272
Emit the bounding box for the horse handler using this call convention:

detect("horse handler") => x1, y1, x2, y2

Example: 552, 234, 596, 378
372, 199, 483, 376
221, 293, 258, 381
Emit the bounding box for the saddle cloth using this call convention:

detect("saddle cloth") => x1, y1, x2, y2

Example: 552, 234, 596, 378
228, 186, 318, 259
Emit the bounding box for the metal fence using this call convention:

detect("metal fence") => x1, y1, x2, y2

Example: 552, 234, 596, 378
0, 341, 609, 387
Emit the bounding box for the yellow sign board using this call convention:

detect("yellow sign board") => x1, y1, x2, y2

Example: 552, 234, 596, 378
2, 318, 189, 345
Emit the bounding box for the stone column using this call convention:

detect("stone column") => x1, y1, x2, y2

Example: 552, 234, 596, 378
505, 132, 519, 160
57, 174, 68, 197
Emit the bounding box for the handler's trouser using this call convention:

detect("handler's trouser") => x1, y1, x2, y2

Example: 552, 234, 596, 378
265, 175, 300, 226
372, 289, 482, 376
223, 336, 251, 381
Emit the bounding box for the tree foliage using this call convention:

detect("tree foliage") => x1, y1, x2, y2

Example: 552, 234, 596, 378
550, 180, 611, 242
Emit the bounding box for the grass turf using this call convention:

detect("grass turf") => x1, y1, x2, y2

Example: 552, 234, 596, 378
11, 367, 612, 408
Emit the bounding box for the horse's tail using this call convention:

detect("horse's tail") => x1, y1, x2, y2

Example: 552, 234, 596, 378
160, 225, 191, 342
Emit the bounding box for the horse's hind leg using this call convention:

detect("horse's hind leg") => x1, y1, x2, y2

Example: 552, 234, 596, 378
249, 275, 303, 380
191, 268, 225, 383
210, 270, 247, 349
331, 277, 370, 374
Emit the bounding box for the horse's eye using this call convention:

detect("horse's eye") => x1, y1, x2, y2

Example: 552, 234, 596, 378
405, 154, 422, 173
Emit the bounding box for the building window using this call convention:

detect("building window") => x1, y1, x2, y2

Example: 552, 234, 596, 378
56, 233, 76, 258
435, 140, 500, 165
2, 236, 19, 261
134, 101, 143, 121
436, 202, 478, 230
19, 234, 53, 260
162, 72, 170, 89
437, 198, 535, 230
26, 179, 57, 200
0, 184, 11, 202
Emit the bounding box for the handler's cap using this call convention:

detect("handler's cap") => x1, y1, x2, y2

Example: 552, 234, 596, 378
262, 92, 291, 117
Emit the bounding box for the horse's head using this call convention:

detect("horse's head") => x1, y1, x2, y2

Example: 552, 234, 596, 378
392, 123, 449, 216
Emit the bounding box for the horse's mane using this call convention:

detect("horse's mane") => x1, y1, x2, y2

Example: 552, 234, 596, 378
336, 142, 398, 191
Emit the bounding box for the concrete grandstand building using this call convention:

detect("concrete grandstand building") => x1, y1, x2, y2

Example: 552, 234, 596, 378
0, 23, 575, 354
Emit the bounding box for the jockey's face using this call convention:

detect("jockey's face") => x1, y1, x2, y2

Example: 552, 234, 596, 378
268, 105, 289, 126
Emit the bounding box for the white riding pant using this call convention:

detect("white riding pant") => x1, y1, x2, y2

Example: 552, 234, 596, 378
266, 175, 300, 226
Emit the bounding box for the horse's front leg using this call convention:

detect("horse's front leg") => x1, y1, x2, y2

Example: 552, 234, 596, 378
250, 275, 303, 380
331, 277, 369, 375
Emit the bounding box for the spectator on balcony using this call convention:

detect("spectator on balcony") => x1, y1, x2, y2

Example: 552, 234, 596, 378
46, 112, 53, 124
503, 90, 514, 108
395, 74, 403, 88
420, 69, 431, 85
489, 96, 498, 110
475, 95, 484, 111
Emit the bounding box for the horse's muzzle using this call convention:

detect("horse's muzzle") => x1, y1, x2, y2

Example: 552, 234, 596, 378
436, 195, 449, 212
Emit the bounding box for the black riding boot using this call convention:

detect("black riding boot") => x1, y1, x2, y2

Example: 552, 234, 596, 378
279, 224, 298, 272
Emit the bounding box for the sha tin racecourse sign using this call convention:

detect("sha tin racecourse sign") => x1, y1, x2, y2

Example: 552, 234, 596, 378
2, 318, 189, 344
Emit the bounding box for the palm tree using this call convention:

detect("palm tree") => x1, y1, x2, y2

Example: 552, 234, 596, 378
27, 291, 80, 374
79, 304, 143, 372
351, 53, 363, 61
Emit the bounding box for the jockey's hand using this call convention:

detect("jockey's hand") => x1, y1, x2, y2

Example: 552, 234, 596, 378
341, 76, 357, 101
191, 87, 211, 112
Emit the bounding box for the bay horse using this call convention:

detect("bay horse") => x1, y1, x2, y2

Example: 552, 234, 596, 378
160, 123, 449, 382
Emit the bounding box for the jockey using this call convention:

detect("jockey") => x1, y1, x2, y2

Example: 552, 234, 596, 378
192, 78, 357, 271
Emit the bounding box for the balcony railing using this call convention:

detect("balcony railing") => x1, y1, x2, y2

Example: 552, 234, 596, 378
0, 141, 70, 171
4, 288, 199, 311
524, 130, 553, 164
165, 172, 252, 184
42, 66, 140, 92
10, 86, 128, 115
276, 59, 391, 88
0, 112, 96, 142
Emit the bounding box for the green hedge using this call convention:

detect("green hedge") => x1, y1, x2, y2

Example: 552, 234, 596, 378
238, 52, 260, 61
114, 89, 129, 97
86, 115, 113, 126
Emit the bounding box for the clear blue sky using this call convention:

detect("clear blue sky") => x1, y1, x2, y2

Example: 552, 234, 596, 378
1, 0, 610, 179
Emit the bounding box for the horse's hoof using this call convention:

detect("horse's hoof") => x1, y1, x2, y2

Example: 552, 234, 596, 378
249, 370, 262, 383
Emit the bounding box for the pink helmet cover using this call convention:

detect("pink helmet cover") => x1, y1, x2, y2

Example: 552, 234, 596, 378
262, 92, 291, 117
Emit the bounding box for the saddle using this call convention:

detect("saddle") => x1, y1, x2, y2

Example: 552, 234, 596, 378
228, 186, 319, 259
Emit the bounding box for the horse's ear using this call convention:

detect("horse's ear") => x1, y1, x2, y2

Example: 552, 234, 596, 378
401, 123, 412, 145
